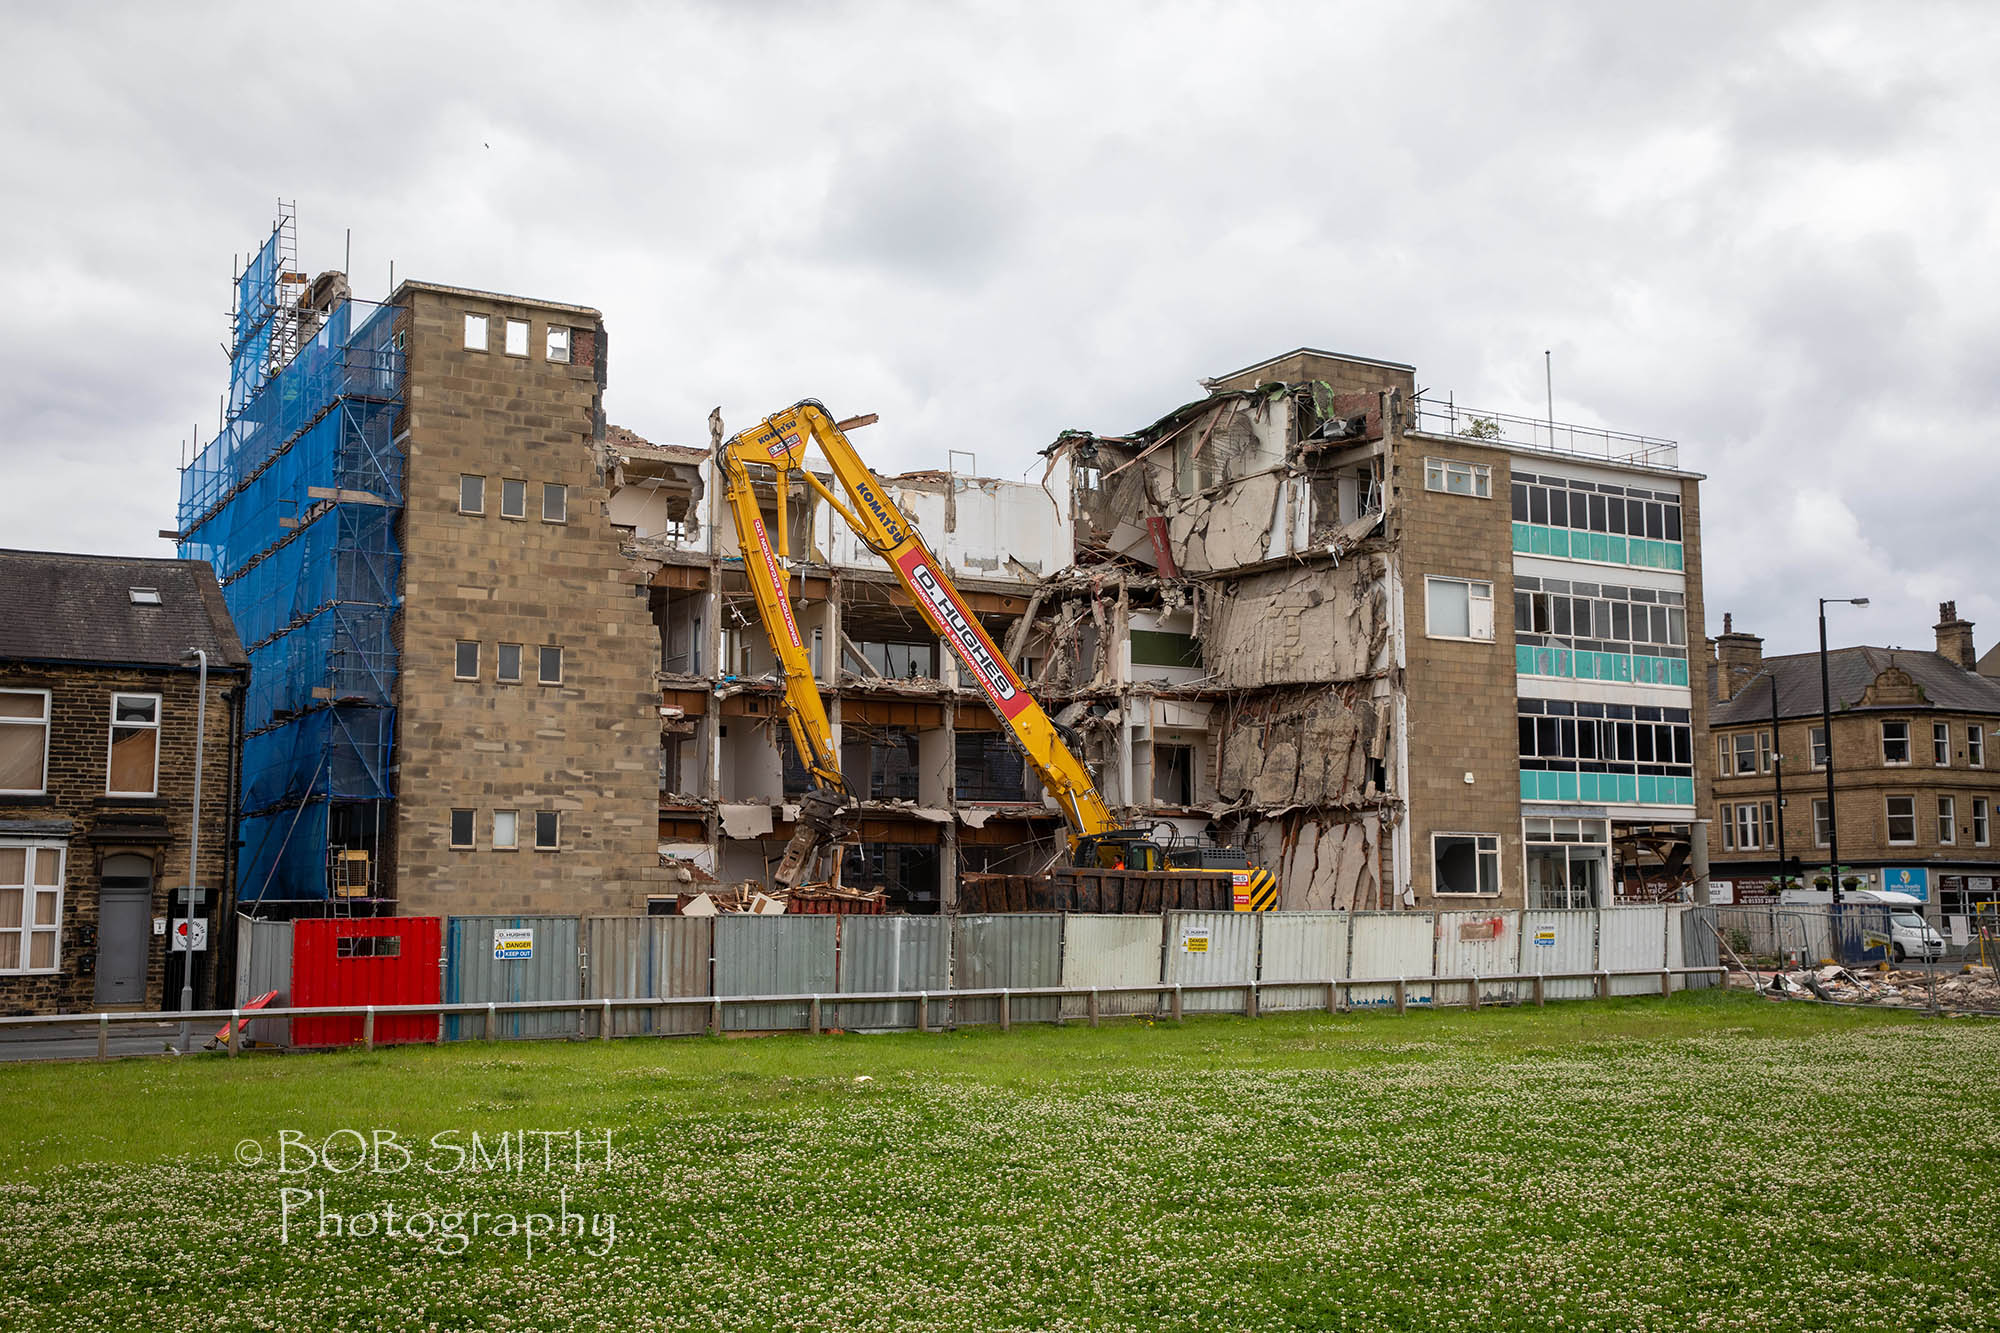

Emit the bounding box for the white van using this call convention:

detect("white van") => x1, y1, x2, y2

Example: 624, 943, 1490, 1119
1778, 887, 1945, 962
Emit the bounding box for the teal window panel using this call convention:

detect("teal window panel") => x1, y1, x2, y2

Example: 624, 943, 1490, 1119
1520, 773, 1537, 801
1554, 649, 1571, 677
1557, 772, 1579, 802
1668, 543, 1684, 571
1618, 774, 1638, 803
1574, 651, 1594, 681
1634, 656, 1653, 684
1515, 644, 1535, 675
1669, 658, 1688, 687
1512, 522, 1530, 554
1609, 535, 1627, 563
1530, 526, 1550, 556
1579, 773, 1600, 802
1674, 777, 1695, 806
1550, 528, 1570, 557
1636, 775, 1658, 804
1614, 655, 1633, 682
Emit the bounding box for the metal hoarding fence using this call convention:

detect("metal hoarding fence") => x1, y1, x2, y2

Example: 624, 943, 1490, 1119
953, 914, 1063, 1025
1434, 911, 1522, 1004
1257, 913, 1350, 1011
1599, 906, 1668, 995
1059, 914, 1166, 1018
444, 916, 582, 1040
233, 915, 294, 1047
714, 915, 836, 1031
1163, 911, 1259, 1014
584, 917, 713, 1036
1520, 910, 1596, 1000
835, 915, 950, 1030
1348, 912, 1435, 1006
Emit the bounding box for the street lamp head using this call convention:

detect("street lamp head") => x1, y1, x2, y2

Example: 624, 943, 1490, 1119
1849, 598, 1870, 607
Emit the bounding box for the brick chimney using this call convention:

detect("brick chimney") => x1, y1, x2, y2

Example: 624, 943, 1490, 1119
1935, 601, 1976, 670
1714, 612, 1765, 701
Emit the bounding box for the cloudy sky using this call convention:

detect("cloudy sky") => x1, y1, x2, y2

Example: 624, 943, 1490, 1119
2, 1, 1992, 659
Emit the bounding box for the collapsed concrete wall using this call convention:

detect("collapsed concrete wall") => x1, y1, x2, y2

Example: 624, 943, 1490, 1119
1248, 813, 1383, 911
1217, 686, 1389, 808
1201, 559, 1391, 688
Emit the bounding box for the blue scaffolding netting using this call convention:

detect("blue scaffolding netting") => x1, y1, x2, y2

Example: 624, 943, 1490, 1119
178, 217, 405, 903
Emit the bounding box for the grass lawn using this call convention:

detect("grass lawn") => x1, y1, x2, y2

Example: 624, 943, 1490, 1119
0, 990, 1995, 1331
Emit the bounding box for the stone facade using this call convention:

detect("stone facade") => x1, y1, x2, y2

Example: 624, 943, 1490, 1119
0, 654, 242, 1014
391, 283, 665, 916
1709, 616, 2000, 916
1396, 436, 1524, 900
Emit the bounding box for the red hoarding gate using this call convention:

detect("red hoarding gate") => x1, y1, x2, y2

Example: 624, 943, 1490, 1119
290, 917, 443, 1047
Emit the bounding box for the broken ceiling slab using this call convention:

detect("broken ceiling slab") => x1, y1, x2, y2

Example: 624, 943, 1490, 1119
717, 803, 775, 839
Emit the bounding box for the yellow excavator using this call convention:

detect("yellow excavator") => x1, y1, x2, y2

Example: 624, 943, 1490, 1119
714, 400, 1280, 911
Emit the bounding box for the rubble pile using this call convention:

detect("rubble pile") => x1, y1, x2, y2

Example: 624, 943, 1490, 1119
1728, 964, 2000, 1012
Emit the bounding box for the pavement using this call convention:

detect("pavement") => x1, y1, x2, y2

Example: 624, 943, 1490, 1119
0, 1020, 203, 1062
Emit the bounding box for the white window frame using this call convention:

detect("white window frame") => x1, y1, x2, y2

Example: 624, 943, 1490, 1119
1731, 733, 1758, 778
546, 325, 571, 364
1431, 832, 1500, 895
1934, 722, 1951, 767
1423, 457, 1492, 499
1969, 725, 1985, 769
1885, 794, 1917, 846
454, 640, 480, 681
459, 474, 485, 515
1938, 795, 1956, 845
493, 809, 518, 851
0, 688, 51, 796
538, 644, 563, 685
1811, 798, 1830, 848
463, 313, 489, 351
105, 692, 162, 797
1733, 802, 1761, 852
542, 483, 568, 524
500, 478, 527, 520
1974, 797, 1990, 847
1881, 720, 1910, 766
1423, 576, 1494, 642
534, 810, 561, 852
0, 841, 64, 975
1717, 736, 1732, 778
1809, 725, 1828, 771
1719, 804, 1735, 852
496, 643, 522, 684
449, 809, 475, 849
504, 318, 529, 357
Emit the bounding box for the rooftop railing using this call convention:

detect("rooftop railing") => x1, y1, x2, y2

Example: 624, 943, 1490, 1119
1408, 397, 1680, 472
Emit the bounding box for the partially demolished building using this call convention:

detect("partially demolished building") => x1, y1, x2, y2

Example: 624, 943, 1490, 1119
620, 347, 1709, 912
1022, 348, 1710, 910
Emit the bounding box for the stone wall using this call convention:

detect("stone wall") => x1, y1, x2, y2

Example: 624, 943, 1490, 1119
392, 283, 665, 916
0, 663, 240, 1014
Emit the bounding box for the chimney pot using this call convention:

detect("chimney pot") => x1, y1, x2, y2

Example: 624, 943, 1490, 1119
1935, 600, 1975, 670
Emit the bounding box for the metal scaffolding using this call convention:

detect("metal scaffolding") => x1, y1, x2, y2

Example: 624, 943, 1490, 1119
177, 206, 404, 904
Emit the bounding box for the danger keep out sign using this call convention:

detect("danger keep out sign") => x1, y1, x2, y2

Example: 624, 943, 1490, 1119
1181, 927, 1212, 955
493, 928, 534, 961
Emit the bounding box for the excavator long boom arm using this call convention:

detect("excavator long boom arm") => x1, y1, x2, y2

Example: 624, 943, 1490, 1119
718, 401, 1119, 842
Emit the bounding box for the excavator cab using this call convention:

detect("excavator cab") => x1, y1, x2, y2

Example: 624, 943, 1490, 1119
1074, 831, 1166, 873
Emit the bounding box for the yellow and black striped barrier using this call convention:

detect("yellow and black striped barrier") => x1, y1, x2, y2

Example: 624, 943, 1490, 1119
1233, 867, 1280, 912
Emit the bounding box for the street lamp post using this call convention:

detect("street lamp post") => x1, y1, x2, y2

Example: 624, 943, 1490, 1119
179, 648, 208, 1053
1765, 668, 1786, 880
1817, 598, 1869, 907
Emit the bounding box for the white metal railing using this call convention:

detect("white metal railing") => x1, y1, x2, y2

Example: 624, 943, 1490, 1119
1408, 398, 1680, 472
0, 968, 1726, 1061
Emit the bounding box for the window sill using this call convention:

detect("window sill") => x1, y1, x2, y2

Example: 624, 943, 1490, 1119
1427, 634, 1495, 645
0, 968, 61, 977
0, 793, 51, 804
1432, 891, 1504, 899
99, 794, 161, 806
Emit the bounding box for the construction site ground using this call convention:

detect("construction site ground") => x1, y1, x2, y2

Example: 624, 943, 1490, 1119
1728, 962, 2000, 1012
1, 991, 1996, 1332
